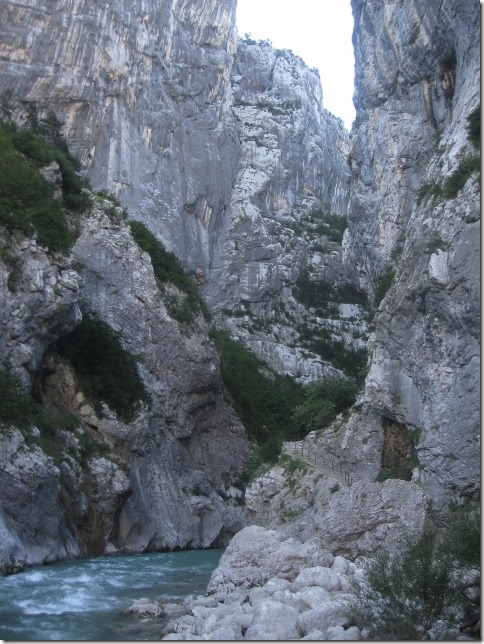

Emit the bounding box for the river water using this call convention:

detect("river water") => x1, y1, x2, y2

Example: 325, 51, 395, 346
0, 549, 224, 641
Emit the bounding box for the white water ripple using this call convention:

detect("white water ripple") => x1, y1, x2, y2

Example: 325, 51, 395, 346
0, 549, 224, 640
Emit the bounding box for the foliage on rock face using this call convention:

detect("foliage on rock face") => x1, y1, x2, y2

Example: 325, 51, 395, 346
417, 105, 480, 206
0, 364, 112, 466
211, 329, 305, 448
373, 265, 395, 307
212, 330, 361, 476
441, 155, 480, 200
0, 365, 38, 430
293, 269, 367, 311
128, 220, 209, 325
0, 112, 90, 253
0, 364, 77, 434
56, 310, 149, 422
304, 211, 348, 243
466, 104, 480, 149
350, 512, 481, 640
292, 377, 358, 435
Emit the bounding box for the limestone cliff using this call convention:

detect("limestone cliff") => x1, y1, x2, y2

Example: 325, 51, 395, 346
334, 0, 480, 507
245, 0, 479, 561
0, 0, 364, 383
0, 0, 479, 577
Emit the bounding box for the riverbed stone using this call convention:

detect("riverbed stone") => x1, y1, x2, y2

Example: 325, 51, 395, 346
292, 566, 343, 592
207, 525, 333, 594
297, 602, 348, 636
244, 600, 300, 640
326, 625, 361, 640
126, 597, 164, 618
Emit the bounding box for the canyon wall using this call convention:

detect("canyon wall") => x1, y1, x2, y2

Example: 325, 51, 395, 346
307, 0, 480, 509
0, 0, 479, 575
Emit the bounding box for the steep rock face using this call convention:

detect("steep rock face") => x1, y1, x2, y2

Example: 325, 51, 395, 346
0, 0, 362, 382
0, 193, 250, 572
0, 0, 239, 272
206, 40, 364, 381
327, 0, 480, 506
245, 464, 428, 557
68, 204, 250, 551
0, 233, 81, 388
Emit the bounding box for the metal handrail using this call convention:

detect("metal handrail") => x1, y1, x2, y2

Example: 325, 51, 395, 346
283, 441, 353, 486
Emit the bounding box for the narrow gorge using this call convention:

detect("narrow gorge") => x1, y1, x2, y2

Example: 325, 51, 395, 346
0, 0, 480, 639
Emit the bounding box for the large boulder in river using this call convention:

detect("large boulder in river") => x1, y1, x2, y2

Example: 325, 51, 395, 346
207, 525, 333, 594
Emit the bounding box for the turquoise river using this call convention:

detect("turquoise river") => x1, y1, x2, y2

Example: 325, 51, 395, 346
0, 549, 224, 640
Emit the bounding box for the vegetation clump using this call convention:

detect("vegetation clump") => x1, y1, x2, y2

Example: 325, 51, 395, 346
350, 510, 480, 640
417, 105, 480, 205
128, 220, 209, 325
373, 265, 395, 307
56, 309, 149, 422
212, 330, 361, 477
293, 269, 367, 312
466, 104, 480, 149
292, 377, 358, 435
0, 112, 90, 253
211, 329, 305, 448
304, 211, 348, 243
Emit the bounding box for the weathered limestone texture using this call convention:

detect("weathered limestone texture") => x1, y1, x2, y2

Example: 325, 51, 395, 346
69, 204, 250, 552
0, 0, 361, 382
330, 0, 480, 506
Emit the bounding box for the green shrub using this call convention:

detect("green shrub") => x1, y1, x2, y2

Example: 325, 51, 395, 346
0, 118, 89, 252
0, 365, 37, 430
416, 181, 442, 205
293, 270, 366, 311
0, 364, 78, 437
306, 211, 347, 243
292, 377, 358, 435
350, 514, 480, 640
211, 329, 305, 445
56, 310, 149, 422
296, 321, 368, 380
466, 105, 480, 149
128, 220, 209, 325
350, 531, 461, 639
373, 266, 395, 307
442, 155, 480, 199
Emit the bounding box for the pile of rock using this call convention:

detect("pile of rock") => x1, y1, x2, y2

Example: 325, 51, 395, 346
158, 558, 363, 640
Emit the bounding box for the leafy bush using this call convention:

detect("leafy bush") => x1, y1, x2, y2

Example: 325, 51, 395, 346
350, 531, 459, 639
0, 364, 78, 437
350, 515, 480, 640
373, 265, 395, 307
306, 211, 347, 243
0, 365, 37, 430
442, 155, 480, 199
296, 321, 368, 380
293, 269, 366, 311
292, 377, 358, 435
0, 117, 90, 252
416, 181, 441, 205
129, 220, 209, 325
211, 329, 305, 446
466, 105, 480, 149
56, 310, 149, 422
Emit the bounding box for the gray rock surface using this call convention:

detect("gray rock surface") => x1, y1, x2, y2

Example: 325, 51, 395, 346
0, 0, 364, 382
68, 204, 250, 552
337, 0, 480, 506
0, 0, 479, 584
245, 463, 428, 558
160, 550, 359, 640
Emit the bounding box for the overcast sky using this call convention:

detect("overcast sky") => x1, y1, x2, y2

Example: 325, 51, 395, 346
235, 0, 356, 130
